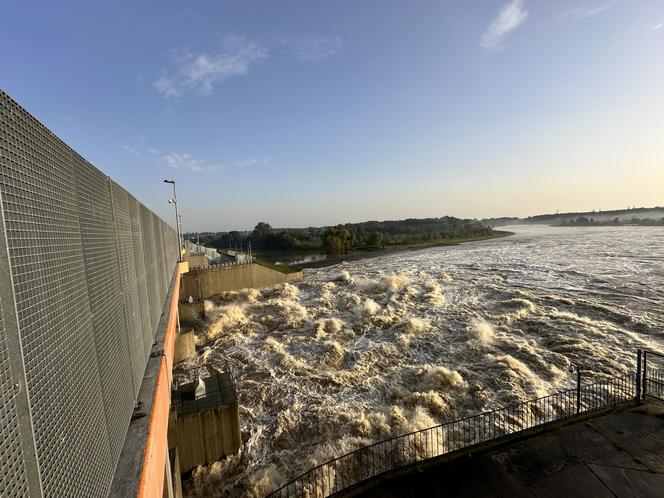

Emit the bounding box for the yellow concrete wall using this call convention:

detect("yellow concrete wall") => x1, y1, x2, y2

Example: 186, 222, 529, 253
168, 403, 241, 474
178, 301, 205, 322
183, 255, 208, 269
173, 329, 196, 364
181, 263, 303, 299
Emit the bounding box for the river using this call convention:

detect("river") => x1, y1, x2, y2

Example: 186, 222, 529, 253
181, 225, 664, 497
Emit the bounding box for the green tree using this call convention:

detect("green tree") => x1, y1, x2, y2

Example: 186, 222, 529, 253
368, 231, 384, 248
323, 225, 352, 256
253, 222, 272, 238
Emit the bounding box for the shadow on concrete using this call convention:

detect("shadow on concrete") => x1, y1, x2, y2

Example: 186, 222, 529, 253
350, 402, 664, 498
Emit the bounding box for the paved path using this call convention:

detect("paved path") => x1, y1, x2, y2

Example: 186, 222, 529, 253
358, 402, 664, 497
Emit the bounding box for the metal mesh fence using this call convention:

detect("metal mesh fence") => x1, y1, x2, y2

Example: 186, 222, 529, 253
140, 205, 161, 356
184, 239, 221, 261
0, 90, 179, 497
74, 154, 135, 465
0, 296, 30, 498
153, 211, 167, 308
111, 181, 146, 393
129, 195, 152, 375
0, 90, 112, 497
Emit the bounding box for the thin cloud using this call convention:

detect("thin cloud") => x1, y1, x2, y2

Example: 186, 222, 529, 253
233, 158, 271, 167
558, 2, 616, 21
160, 153, 270, 173
153, 37, 269, 98
122, 143, 271, 172
654, 22, 664, 30
122, 144, 159, 156
481, 0, 529, 52
295, 36, 343, 62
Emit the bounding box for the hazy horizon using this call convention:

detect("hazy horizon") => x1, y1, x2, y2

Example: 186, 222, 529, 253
2, 0, 663, 232
179, 204, 663, 234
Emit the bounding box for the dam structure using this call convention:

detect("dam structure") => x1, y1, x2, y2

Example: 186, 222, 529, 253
0, 90, 183, 497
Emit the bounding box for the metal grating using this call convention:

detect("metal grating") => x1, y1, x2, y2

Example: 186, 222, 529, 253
110, 182, 146, 394
74, 156, 135, 463
0, 297, 30, 498
153, 212, 167, 308
140, 204, 160, 353
0, 91, 112, 497
0, 90, 179, 497
128, 196, 152, 368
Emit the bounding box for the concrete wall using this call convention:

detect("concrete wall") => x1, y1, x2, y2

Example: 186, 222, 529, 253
168, 449, 183, 498
183, 255, 209, 269
178, 300, 206, 322
173, 328, 196, 364
181, 263, 303, 300
168, 403, 242, 474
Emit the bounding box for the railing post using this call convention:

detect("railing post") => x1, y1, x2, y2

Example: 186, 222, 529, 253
636, 349, 642, 401
576, 367, 581, 414
642, 351, 648, 401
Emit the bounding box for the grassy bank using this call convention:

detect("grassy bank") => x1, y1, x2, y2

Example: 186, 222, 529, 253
295, 230, 514, 269
254, 259, 302, 274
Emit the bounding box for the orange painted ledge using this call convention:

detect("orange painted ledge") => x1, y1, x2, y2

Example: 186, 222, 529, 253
136, 264, 183, 498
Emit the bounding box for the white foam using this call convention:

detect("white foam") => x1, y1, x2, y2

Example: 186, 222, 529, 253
469, 318, 495, 345
180, 227, 664, 497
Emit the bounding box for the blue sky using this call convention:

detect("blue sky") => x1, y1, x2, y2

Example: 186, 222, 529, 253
1, 0, 663, 231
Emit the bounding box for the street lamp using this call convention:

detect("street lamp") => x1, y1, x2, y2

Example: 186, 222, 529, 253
163, 179, 182, 261
569, 362, 582, 414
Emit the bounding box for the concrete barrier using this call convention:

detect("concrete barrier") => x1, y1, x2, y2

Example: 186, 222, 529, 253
184, 255, 209, 269
178, 300, 205, 322
167, 403, 241, 473
181, 263, 303, 300
174, 328, 196, 364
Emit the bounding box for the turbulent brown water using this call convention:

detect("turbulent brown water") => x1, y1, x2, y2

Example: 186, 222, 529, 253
178, 225, 664, 497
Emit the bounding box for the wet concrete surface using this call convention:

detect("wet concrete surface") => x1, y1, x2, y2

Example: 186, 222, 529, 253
357, 401, 664, 497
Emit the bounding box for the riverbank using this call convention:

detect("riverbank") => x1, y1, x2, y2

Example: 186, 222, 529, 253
294, 230, 514, 269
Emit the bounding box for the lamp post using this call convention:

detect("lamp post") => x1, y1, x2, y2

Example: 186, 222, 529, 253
163, 179, 182, 261
569, 362, 582, 414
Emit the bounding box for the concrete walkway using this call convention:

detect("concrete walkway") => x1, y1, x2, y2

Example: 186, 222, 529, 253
357, 401, 664, 498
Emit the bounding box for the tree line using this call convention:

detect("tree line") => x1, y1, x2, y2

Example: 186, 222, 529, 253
191, 216, 495, 257
559, 216, 664, 227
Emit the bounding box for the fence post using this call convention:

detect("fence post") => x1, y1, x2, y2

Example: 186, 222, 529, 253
576, 367, 581, 414
642, 351, 648, 401
636, 349, 642, 401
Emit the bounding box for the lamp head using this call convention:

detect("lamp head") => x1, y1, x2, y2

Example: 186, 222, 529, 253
164, 179, 175, 184
168, 198, 176, 204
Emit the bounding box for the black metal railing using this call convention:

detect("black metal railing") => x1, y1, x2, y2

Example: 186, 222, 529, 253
266, 363, 642, 498
193, 260, 254, 271
642, 350, 664, 401
171, 364, 237, 418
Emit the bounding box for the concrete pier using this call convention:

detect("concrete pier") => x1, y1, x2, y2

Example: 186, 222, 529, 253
181, 262, 302, 300
168, 371, 241, 474
351, 401, 664, 497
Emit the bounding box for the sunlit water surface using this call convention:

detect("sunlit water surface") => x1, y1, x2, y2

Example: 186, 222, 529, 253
180, 225, 664, 497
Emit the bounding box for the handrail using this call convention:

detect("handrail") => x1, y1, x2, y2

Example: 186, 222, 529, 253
644, 350, 664, 360
171, 361, 237, 417
265, 372, 636, 498
642, 350, 664, 402
192, 260, 254, 272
